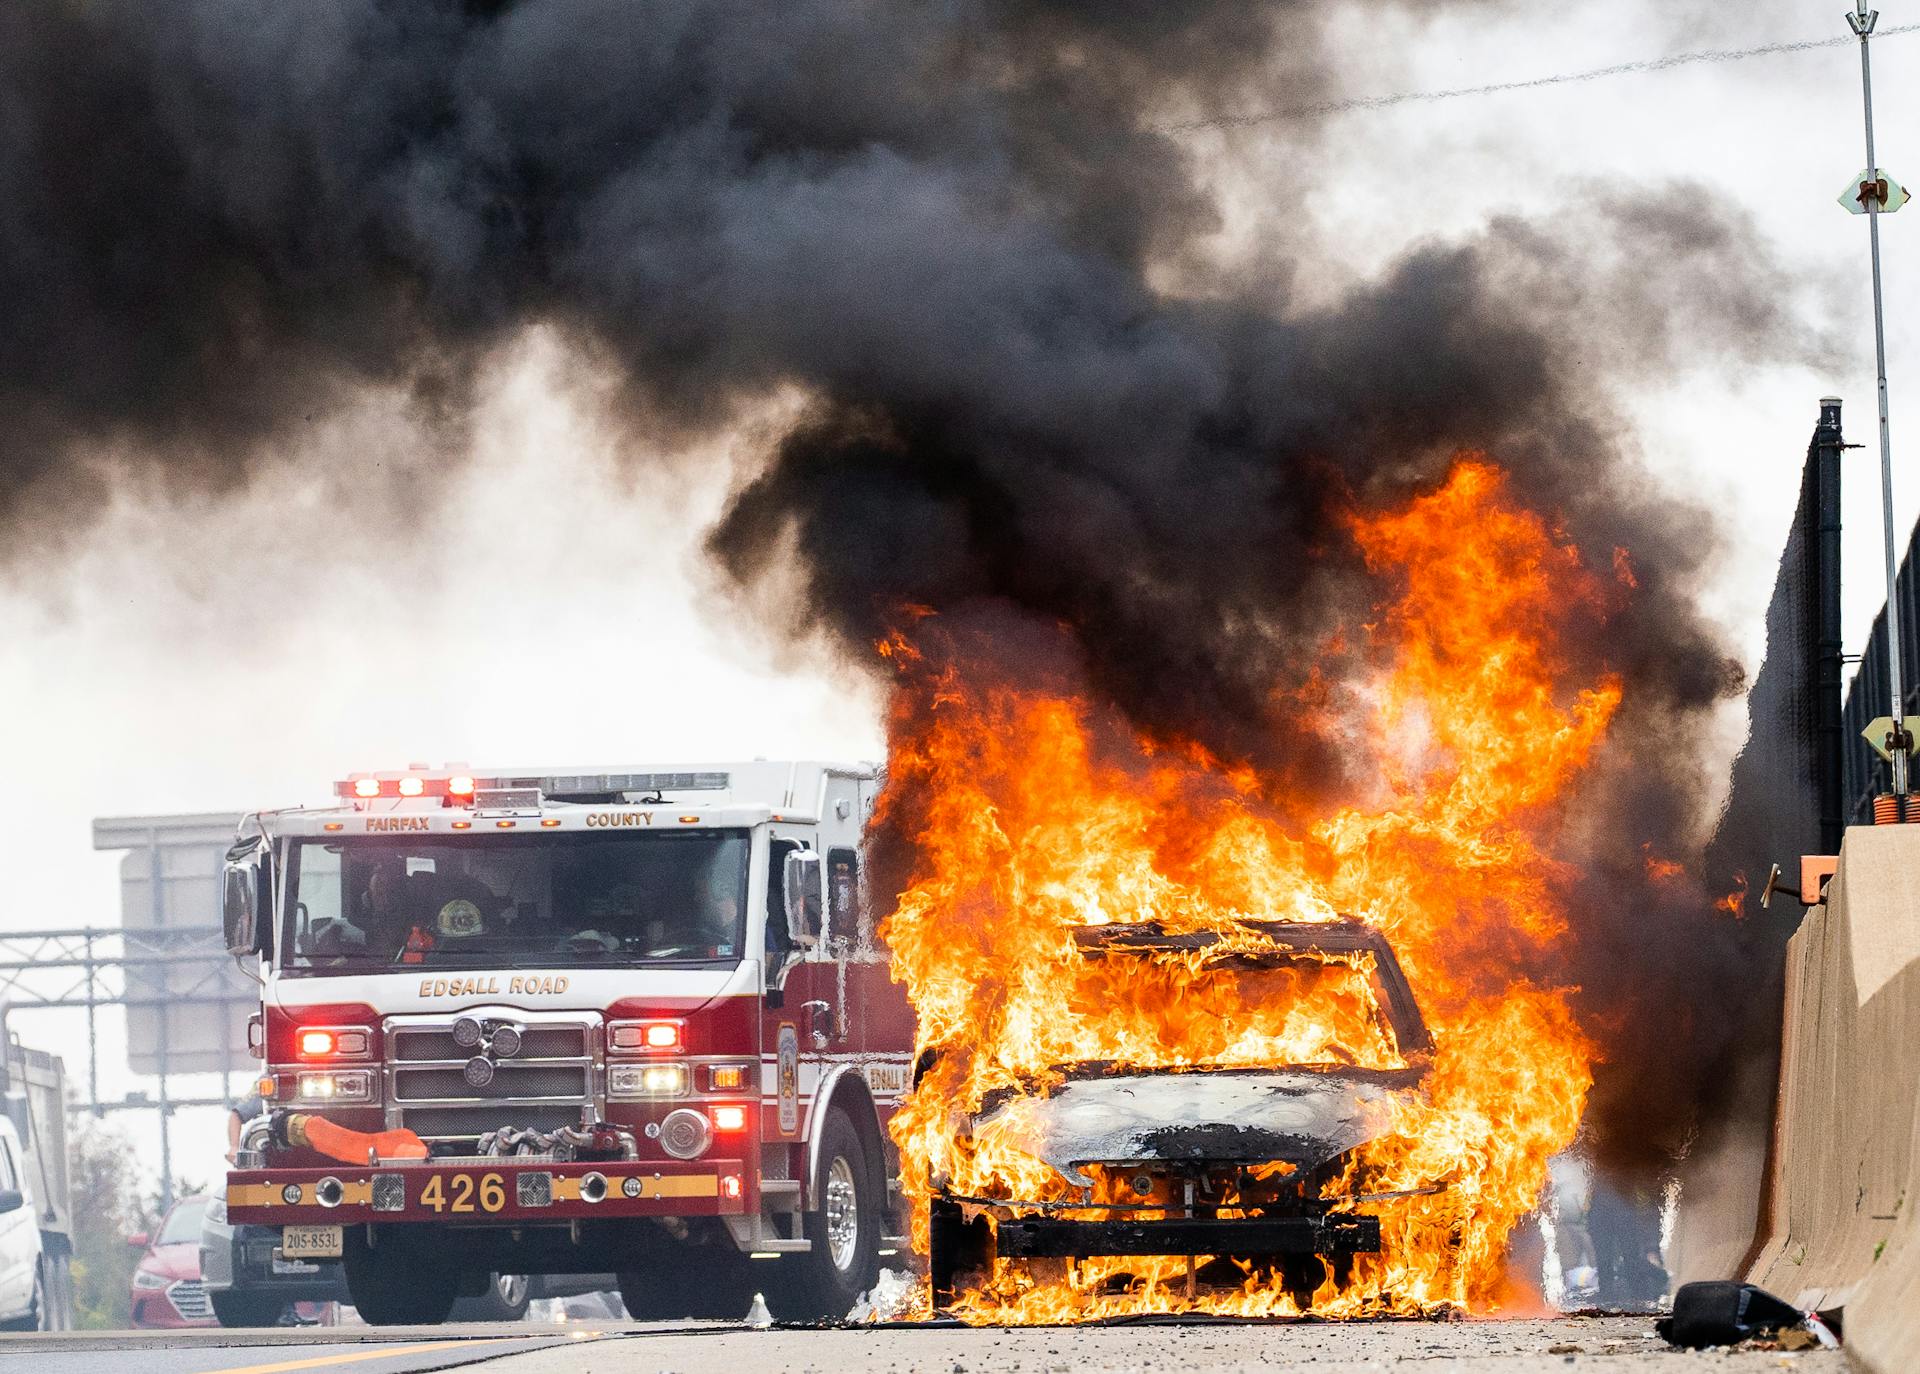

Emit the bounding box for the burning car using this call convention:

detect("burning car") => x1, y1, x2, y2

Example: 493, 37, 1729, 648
927, 919, 1433, 1310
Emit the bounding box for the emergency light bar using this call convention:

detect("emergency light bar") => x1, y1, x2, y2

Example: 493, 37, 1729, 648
508, 771, 731, 796
335, 769, 730, 802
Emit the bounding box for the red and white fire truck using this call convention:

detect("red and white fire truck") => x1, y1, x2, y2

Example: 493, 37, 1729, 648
221, 762, 914, 1324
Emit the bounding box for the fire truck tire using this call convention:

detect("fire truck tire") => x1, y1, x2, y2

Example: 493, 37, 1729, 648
767, 1107, 880, 1320
342, 1229, 459, 1326
449, 1272, 530, 1322
210, 1290, 289, 1328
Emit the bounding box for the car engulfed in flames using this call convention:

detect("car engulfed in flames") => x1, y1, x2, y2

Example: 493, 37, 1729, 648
927, 920, 1436, 1310
875, 459, 1621, 1323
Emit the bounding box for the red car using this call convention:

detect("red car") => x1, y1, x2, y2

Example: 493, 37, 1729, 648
129, 1195, 216, 1328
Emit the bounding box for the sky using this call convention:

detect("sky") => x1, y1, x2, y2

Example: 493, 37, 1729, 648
4, 0, 1918, 1190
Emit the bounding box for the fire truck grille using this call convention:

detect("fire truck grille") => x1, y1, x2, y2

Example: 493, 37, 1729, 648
392, 1026, 586, 1062
394, 1065, 589, 1100
385, 1018, 598, 1143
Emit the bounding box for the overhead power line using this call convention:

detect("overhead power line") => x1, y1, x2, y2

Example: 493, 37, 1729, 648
1167, 23, 1920, 132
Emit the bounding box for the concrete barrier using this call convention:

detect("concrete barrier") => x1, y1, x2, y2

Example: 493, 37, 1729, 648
1739, 823, 1920, 1373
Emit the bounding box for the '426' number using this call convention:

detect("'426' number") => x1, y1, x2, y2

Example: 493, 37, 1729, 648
419, 1172, 507, 1214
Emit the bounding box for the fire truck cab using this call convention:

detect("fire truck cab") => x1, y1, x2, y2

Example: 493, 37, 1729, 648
221, 761, 911, 1325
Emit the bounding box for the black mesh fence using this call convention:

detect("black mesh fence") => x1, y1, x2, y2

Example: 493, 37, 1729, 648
1705, 398, 1844, 895
1842, 462, 1920, 822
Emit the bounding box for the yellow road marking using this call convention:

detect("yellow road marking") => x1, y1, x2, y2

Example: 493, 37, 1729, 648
195, 1337, 521, 1374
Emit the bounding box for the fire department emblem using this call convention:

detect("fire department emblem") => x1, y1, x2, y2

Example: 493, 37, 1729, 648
777, 1024, 800, 1133
436, 899, 484, 937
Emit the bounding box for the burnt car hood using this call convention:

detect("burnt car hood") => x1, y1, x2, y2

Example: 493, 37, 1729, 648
973, 1068, 1418, 1188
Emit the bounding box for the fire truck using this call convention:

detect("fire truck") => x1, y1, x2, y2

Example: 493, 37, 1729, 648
221, 762, 914, 1325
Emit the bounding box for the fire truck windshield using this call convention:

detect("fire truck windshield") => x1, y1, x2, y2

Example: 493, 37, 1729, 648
279, 830, 750, 972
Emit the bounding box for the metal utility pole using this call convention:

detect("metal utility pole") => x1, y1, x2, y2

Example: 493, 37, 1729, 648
1849, 2, 1912, 797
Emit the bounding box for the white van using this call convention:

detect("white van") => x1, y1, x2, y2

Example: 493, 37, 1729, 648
0, 1116, 48, 1329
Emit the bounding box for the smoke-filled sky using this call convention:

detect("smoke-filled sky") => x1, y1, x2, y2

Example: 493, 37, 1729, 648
3, 0, 1917, 1180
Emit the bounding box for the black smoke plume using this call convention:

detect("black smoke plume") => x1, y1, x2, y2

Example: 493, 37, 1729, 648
2, 1, 1813, 1171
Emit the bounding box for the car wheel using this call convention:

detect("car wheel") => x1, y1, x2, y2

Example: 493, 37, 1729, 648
210, 1289, 289, 1328
0, 1261, 42, 1332
448, 1272, 530, 1322
343, 1229, 458, 1326
766, 1107, 880, 1320
929, 1196, 994, 1311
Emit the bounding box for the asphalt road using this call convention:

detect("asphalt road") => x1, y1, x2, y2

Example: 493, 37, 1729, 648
0, 1316, 1845, 1374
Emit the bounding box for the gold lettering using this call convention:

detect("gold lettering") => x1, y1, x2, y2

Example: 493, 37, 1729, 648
586, 811, 654, 828
414, 972, 578, 997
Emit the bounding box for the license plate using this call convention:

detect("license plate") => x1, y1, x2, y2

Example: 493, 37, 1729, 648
281, 1224, 343, 1259
271, 1255, 322, 1275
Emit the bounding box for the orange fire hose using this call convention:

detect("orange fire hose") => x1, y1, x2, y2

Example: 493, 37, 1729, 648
284, 1113, 427, 1164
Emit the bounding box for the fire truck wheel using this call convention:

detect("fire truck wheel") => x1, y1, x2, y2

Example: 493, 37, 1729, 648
342, 1229, 459, 1326
768, 1107, 880, 1319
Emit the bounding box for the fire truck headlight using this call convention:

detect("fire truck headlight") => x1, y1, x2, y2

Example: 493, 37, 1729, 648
608, 1063, 688, 1100
658, 1108, 711, 1160
295, 1070, 372, 1104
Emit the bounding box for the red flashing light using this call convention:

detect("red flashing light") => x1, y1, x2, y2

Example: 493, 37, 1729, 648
711, 1106, 747, 1132
397, 776, 425, 797
720, 1174, 743, 1199
448, 775, 475, 798
295, 1027, 369, 1059
353, 779, 381, 798
609, 1020, 683, 1053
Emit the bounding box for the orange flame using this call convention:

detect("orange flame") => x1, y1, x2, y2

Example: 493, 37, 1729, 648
1714, 870, 1748, 919
1643, 843, 1686, 885
878, 457, 1612, 1320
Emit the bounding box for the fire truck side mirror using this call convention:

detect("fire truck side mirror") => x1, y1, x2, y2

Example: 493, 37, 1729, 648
222, 845, 267, 957
782, 848, 824, 947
